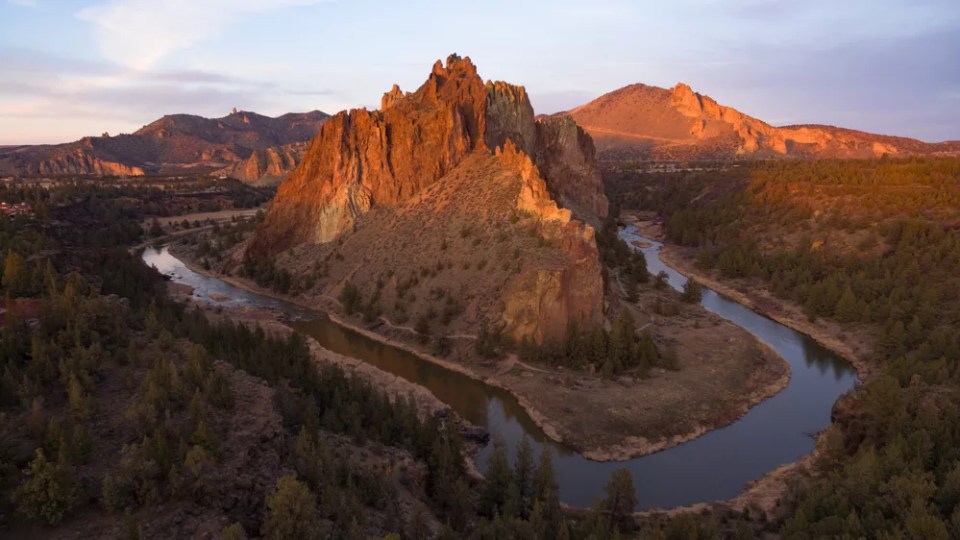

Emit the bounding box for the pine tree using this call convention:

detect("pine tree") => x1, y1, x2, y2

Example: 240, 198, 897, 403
338, 281, 362, 315
12, 448, 78, 525
533, 447, 564, 538
479, 438, 512, 517
602, 468, 638, 533
264, 475, 320, 540
681, 278, 703, 303
148, 218, 163, 238
834, 285, 860, 323
513, 437, 535, 517
2, 250, 29, 296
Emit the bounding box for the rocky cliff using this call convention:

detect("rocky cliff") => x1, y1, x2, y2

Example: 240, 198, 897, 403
533, 116, 608, 222
248, 54, 607, 343
217, 142, 307, 186
0, 142, 146, 176
251, 55, 606, 256
563, 82, 960, 161
0, 110, 328, 177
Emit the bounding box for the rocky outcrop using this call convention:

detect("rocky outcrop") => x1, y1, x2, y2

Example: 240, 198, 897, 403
248, 54, 608, 343
250, 55, 487, 252
485, 81, 536, 155
250, 54, 610, 257
533, 116, 608, 223
563, 82, 960, 161
219, 142, 307, 185
497, 141, 604, 342
0, 110, 328, 177
3, 147, 146, 176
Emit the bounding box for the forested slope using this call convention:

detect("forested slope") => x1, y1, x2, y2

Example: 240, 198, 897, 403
609, 157, 960, 537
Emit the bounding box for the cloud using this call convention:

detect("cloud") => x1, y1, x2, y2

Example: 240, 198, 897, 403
7, 0, 39, 6
76, 0, 326, 70
0, 49, 309, 144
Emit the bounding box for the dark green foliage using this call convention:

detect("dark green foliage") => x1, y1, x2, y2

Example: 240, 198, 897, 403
338, 280, 362, 315
474, 321, 510, 359
12, 448, 78, 525
264, 475, 321, 540
600, 468, 638, 533
520, 311, 661, 376
681, 278, 703, 303
611, 157, 960, 537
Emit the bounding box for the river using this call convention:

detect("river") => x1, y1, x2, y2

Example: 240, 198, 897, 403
141, 227, 857, 509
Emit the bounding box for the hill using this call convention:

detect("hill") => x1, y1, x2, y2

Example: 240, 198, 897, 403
561, 83, 960, 161
0, 110, 329, 180
246, 54, 609, 344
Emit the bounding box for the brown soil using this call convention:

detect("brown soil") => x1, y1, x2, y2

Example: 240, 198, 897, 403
478, 287, 788, 461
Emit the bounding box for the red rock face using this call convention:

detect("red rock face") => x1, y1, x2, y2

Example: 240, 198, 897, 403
250, 54, 609, 257
248, 54, 610, 342
249, 55, 486, 254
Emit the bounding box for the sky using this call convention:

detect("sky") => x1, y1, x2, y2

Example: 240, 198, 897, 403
0, 0, 958, 145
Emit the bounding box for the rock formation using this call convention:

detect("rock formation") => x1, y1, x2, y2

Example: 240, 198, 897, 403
533, 116, 608, 222
562, 82, 960, 161
247, 54, 608, 342
217, 142, 308, 186
496, 141, 604, 341
0, 110, 329, 177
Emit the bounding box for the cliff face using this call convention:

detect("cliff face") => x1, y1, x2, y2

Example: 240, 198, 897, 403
533, 116, 608, 223
248, 54, 608, 343
0, 144, 146, 176
251, 55, 607, 257
0, 111, 328, 177
251, 55, 486, 251
218, 142, 307, 185
564, 82, 960, 161
497, 141, 604, 341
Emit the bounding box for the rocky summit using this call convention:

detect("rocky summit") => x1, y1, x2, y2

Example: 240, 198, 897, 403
563, 82, 960, 161
246, 54, 607, 343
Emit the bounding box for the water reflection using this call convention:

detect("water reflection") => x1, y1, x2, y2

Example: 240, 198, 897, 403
143, 237, 858, 509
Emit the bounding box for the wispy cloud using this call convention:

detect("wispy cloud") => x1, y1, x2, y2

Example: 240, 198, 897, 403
0, 49, 299, 143
76, 0, 327, 70
7, 0, 39, 7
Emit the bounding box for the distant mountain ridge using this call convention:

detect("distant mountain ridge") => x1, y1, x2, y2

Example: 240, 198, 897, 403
0, 110, 329, 179
560, 83, 960, 161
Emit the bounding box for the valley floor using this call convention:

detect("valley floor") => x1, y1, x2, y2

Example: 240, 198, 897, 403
166, 225, 790, 463
627, 218, 875, 379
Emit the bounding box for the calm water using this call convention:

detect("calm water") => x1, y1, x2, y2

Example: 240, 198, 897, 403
141, 232, 857, 509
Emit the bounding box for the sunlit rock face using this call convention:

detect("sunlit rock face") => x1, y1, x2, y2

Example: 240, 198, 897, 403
563, 82, 960, 161
248, 54, 608, 342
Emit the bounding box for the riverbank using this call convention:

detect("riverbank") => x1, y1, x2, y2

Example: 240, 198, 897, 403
626, 219, 873, 379
658, 245, 874, 380
620, 219, 869, 516
162, 277, 488, 478
167, 238, 790, 463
